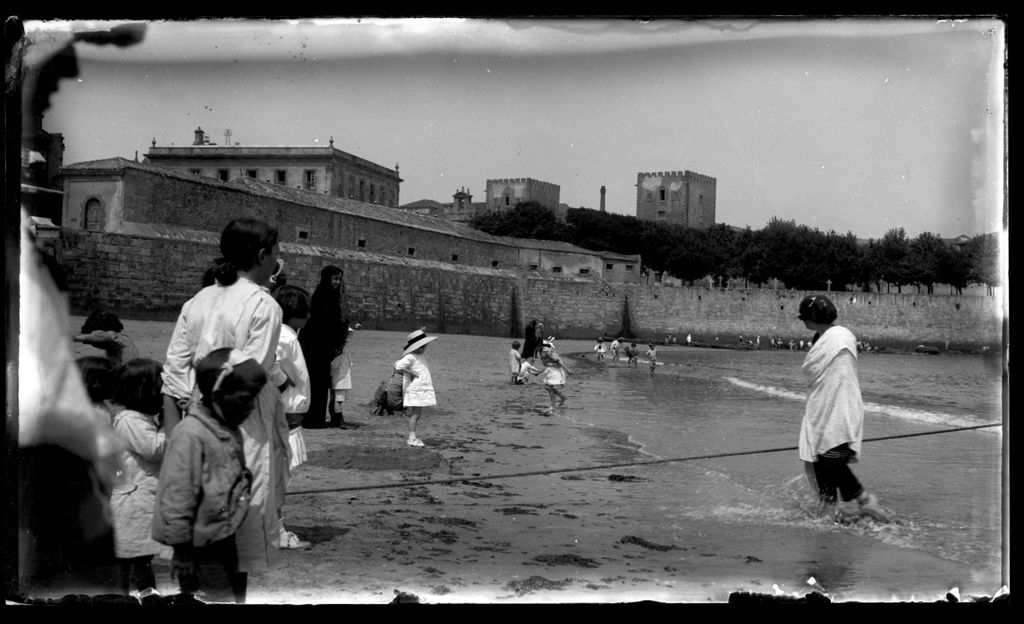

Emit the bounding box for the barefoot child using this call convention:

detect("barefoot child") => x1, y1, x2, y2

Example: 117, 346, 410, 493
394, 329, 438, 447
509, 341, 523, 384
328, 323, 355, 429
645, 343, 658, 373
539, 340, 570, 415
152, 348, 264, 603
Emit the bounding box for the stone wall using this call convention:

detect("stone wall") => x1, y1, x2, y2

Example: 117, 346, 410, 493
58, 229, 1003, 350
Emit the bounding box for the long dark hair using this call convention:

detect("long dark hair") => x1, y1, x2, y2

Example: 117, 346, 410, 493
212, 218, 279, 286
315, 265, 343, 293
76, 356, 116, 404
113, 358, 164, 415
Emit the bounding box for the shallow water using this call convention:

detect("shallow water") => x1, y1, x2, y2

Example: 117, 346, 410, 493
548, 342, 1005, 593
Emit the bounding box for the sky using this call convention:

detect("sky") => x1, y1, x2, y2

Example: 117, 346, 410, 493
27, 17, 1006, 240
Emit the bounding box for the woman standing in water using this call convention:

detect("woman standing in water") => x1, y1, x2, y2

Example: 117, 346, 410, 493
298, 265, 348, 429
797, 294, 889, 521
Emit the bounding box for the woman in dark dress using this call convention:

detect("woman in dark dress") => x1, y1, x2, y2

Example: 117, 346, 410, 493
522, 319, 538, 359
298, 265, 347, 429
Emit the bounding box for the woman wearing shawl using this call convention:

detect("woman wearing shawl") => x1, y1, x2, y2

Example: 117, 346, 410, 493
797, 294, 889, 521
298, 265, 348, 429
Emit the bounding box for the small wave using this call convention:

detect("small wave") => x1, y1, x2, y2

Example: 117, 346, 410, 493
723, 377, 995, 431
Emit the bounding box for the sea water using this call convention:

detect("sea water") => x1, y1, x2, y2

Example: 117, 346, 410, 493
550, 342, 1005, 593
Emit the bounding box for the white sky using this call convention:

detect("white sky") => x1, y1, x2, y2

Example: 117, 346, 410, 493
29, 17, 1006, 239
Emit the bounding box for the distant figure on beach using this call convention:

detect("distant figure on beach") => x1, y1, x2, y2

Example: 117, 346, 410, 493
610, 337, 621, 362
796, 295, 889, 522
686, 333, 692, 347
394, 329, 438, 447
593, 337, 606, 361
74, 309, 139, 365
625, 342, 639, 367
298, 265, 347, 430
534, 322, 545, 357
538, 340, 570, 415
153, 348, 264, 603
645, 344, 657, 373
509, 341, 524, 383
522, 319, 538, 360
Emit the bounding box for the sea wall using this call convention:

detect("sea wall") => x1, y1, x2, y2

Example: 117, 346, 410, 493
57, 229, 1002, 350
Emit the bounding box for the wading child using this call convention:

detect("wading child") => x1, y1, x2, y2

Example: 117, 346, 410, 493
625, 342, 639, 367
153, 348, 263, 603
610, 337, 621, 362
509, 341, 523, 383
74, 309, 139, 365
394, 329, 438, 447
270, 285, 313, 550
516, 356, 543, 385
593, 337, 606, 361
539, 340, 570, 415
110, 358, 167, 597
645, 343, 657, 373
328, 323, 355, 429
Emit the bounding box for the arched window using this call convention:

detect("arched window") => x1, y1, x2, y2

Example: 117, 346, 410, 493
84, 198, 103, 231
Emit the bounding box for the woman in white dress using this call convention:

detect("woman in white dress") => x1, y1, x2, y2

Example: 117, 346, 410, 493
160, 218, 285, 598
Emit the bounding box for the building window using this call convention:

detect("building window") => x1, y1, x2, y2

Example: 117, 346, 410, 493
529, 264, 538, 271
605, 263, 614, 270
189, 168, 201, 176
296, 227, 310, 241
491, 260, 499, 268
451, 254, 459, 262
660, 189, 666, 201
275, 170, 286, 184
504, 196, 510, 206
218, 169, 229, 181
625, 264, 635, 272
359, 180, 365, 201
657, 210, 666, 217
246, 169, 258, 178
552, 266, 563, 274
357, 238, 366, 248
579, 268, 590, 275
304, 170, 317, 190
408, 247, 415, 256
370, 184, 376, 203
699, 193, 704, 203
83, 198, 103, 231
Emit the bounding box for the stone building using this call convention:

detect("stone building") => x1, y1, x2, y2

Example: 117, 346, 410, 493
143, 127, 402, 207
58, 157, 641, 283
636, 170, 716, 230
485, 178, 560, 214
399, 187, 487, 223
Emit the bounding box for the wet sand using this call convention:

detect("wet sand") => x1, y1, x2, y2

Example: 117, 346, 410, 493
71, 319, 1000, 604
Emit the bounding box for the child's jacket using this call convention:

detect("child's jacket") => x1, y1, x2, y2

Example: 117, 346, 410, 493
152, 404, 252, 548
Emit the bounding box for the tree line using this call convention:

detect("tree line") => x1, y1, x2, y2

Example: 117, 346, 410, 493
469, 202, 1000, 295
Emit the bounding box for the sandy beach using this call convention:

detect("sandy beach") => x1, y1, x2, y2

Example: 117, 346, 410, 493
67, 318, 1003, 605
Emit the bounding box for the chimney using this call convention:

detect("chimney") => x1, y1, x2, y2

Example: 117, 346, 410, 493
600, 185, 606, 212
193, 127, 205, 146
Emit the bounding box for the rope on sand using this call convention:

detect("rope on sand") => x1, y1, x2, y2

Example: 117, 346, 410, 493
286, 422, 1002, 497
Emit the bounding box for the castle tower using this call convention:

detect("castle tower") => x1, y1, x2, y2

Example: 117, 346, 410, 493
193, 126, 206, 146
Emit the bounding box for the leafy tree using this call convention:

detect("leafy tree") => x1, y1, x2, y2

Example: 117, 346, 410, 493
878, 228, 911, 293
967, 233, 1000, 295
936, 242, 971, 295
907, 232, 947, 294
470, 201, 571, 241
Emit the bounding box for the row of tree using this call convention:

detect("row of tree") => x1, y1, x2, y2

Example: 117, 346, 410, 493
469, 203, 1001, 295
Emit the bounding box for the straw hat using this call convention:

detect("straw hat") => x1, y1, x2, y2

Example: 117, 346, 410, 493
403, 329, 438, 355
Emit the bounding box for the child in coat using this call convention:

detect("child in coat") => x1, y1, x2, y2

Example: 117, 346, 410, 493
539, 340, 571, 415
152, 348, 264, 604
270, 285, 313, 550
110, 358, 167, 597
394, 329, 438, 447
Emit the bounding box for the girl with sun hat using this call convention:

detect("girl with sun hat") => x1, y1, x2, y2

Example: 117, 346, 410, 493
393, 328, 438, 447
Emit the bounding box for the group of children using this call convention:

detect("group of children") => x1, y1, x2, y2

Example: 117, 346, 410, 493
593, 337, 658, 372
508, 339, 571, 416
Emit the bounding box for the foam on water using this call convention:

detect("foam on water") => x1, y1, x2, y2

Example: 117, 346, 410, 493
723, 376, 999, 431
